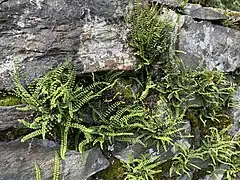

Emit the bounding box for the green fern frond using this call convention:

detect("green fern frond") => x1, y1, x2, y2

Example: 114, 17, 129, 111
21, 129, 42, 142
35, 163, 42, 180
53, 152, 60, 180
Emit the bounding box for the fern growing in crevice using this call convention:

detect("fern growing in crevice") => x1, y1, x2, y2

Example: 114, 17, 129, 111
200, 127, 240, 175
123, 154, 162, 180
13, 60, 115, 159
169, 142, 204, 179
126, 0, 173, 69
77, 102, 146, 152
136, 99, 187, 152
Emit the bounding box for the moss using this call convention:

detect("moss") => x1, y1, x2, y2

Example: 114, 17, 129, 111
93, 158, 125, 180
0, 95, 22, 106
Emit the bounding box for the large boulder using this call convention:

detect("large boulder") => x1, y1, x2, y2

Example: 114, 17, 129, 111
0, 139, 109, 180
0, 0, 136, 91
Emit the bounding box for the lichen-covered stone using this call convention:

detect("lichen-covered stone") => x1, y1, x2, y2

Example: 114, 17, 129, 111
0, 139, 109, 180
0, 0, 135, 91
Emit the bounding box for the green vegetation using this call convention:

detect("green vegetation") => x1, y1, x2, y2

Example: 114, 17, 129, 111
11, 1, 240, 179
35, 151, 62, 180
0, 95, 22, 106
126, 1, 172, 69
123, 154, 162, 180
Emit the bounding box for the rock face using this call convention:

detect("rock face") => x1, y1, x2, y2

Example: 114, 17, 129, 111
0, 105, 32, 131
0, 139, 109, 180
177, 15, 240, 72
0, 0, 135, 91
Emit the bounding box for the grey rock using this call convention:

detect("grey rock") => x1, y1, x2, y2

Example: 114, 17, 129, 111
0, 0, 136, 91
229, 86, 240, 136
183, 4, 227, 20
176, 15, 240, 72
199, 164, 227, 180
153, 0, 227, 20
0, 105, 32, 131
0, 139, 109, 180
152, 0, 179, 8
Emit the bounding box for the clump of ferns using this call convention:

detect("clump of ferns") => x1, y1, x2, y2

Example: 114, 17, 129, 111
136, 98, 190, 152
169, 142, 204, 179
126, 0, 173, 69
79, 101, 147, 152
123, 154, 162, 180
13, 60, 115, 159
156, 69, 237, 127
199, 127, 240, 177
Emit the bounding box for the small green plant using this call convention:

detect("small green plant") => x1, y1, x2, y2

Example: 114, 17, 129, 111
137, 99, 186, 152
157, 69, 236, 126
170, 142, 203, 178
126, 0, 173, 69
200, 127, 240, 175
83, 102, 146, 152
123, 154, 162, 180
13, 60, 114, 159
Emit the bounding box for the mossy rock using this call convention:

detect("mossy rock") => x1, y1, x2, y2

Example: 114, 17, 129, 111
0, 95, 22, 106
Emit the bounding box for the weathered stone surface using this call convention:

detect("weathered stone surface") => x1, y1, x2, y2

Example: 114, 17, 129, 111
229, 86, 240, 136
176, 15, 240, 72
0, 139, 109, 180
183, 4, 227, 20
0, 105, 32, 131
153, 0, 227, 20
0, 0, 135, 91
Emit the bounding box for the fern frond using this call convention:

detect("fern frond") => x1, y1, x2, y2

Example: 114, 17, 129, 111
53, 151, 60, 180
60, 118, 71, 159
21, 129, 42, 142
35, 163, 42, 180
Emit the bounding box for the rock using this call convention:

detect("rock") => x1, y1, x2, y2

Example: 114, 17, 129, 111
176, 15, 240, 72
229, 86, 240, 136
0, 0, 136, 91
0, 105, 32, 131
183, 4, 227, 20
199, 164, 227, 180
152, 0, 179, 8
153, 0, 227, 20
0, 139, 109, 180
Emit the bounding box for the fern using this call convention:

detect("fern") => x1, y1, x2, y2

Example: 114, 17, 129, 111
123, 154, 162, 180
35, 163, 42, 180
200, 127, 240, 173
137, 99, 186, 152
53, 152, 60, 180
126, 0, 173, 69
170, 142, 203, 178
13, 60, 112, 159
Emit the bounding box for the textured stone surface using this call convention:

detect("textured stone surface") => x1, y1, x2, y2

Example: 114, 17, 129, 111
0, 139, 109, 180
229, 86, 240, 136
0, 0, 135, 90
183, 4, 227, 20
177, 15, 240, 72
0, 105, 32, 131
